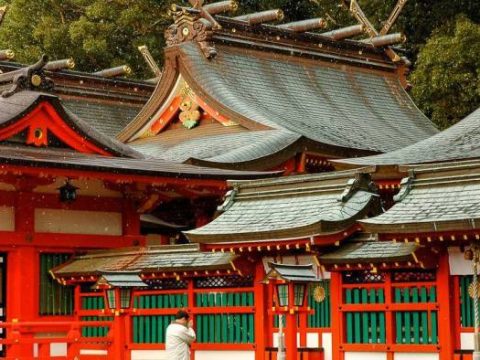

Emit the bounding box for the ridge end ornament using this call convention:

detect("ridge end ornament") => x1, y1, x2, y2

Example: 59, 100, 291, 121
165, 2, 219, 59
0, 54, 54, 98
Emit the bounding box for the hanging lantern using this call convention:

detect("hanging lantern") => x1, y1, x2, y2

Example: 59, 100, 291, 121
293, 283, 307, 307
276, 283, 289, 307
106, 288, 117, 309
58, 180, 79, 203
119, 288, 133, 309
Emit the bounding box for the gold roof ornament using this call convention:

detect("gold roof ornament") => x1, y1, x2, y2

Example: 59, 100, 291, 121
138, 45, 162, 78
0, 49, 14, 61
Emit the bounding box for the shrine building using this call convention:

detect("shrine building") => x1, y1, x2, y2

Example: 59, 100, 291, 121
0, 1, 477, 360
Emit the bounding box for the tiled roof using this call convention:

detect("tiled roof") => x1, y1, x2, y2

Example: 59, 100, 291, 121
0, 143, 279, 180
131, 128, 301, 167
95, 274, 147, 288
52, 244, 237, 277
361, 160, 480, 233
177, 42, 438, 153
63, 100, 142, 138
266, 263, 318, 283
320, 239, 419, 263
185, 169, 381, 243
0, 91, 142, 158
335, 107, 480, 167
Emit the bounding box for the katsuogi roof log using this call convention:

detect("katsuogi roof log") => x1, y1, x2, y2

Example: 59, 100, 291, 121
277, 18, 326, 33
321, 25, 364, 40
234, 9, 284, 25
203, 0, 238, 14
366, 33, 406, 47
44, 58, 75, 71
185, 169, 382, 244
0, 49, 14, 61
361, 160, 480, 233
93, 65, 132, 78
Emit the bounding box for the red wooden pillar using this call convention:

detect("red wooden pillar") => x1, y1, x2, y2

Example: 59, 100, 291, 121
108, 311, 130, 360
254, 262, 268, 360
437, 253, 454, 360
330, 272, 342, 360
8, 191, 37, 320
299, 313, 308, 347
385, 273, 394, 360
452, 276, 462, 351
285, 283, 298, 360
123, 200, 140, 236
188, 279, 195, 360
266, 282, 274, 347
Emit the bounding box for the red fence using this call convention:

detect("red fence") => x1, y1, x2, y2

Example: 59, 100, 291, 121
0, 320, 112, 359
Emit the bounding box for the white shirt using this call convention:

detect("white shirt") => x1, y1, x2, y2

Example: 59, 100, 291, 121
165, 322, 196, 360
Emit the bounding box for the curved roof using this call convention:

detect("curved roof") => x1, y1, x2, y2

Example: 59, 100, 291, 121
335, 107, 480, 168
185, 170, 381, 244
178, 42, 437, 153
130, 129, 302, 169
361, 160, 480, 233
0, 143, 280, 180
0, 91, 143, 158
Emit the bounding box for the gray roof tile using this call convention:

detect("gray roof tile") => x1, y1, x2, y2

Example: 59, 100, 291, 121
180, 42, 438, 153
362, 162, 480, 232
52, 244, 237, 276
185, 170, 381, 243
336, 107, 480, 167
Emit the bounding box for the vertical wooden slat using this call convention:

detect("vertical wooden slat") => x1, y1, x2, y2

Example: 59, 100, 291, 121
361, 289, 369, 343
370, 289, 378, 344
430, 287, 438, 344
378, 288, 386, 343
353, 288, 361, 343
403, 287, 411, 344
215, 293, 222, 343
412, 287, 420, 344
158, 295, 164, 343
345, 289, 353, 344
420, 287, 429, 344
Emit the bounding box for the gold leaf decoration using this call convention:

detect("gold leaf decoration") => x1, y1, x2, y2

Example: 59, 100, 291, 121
313, 285, 326, 303
468, 282, 480, 299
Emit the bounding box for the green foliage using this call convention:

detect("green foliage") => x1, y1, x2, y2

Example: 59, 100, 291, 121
1, 0, 480, 128
0, 0, 174, 77
410, 16, 480, 129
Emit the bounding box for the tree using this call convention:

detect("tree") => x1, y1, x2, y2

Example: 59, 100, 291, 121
0, 0, 174, 77
410, 16, 480, 129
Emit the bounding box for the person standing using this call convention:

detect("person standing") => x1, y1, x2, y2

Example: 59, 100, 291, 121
165, 310, 196, 360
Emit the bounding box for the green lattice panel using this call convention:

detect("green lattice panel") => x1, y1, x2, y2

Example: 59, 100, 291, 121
459, 276, 480, 328
196, 292, 254, 344
393, 286, 438, 344
132, 293, 188, 344
344, 288, 386, 344
40, 253, 74, 316
308, 281, 331, 328
81, 295, 111, 337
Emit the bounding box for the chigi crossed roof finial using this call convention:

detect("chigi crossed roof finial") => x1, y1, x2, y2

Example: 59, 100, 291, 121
343, 0, 408, 62
188, 0, 222, 29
